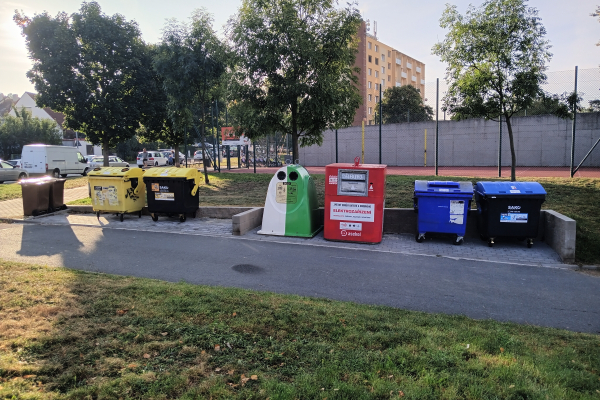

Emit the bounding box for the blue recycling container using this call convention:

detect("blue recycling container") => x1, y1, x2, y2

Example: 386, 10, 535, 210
474, 181, 546, 248
413, 180, 474, 245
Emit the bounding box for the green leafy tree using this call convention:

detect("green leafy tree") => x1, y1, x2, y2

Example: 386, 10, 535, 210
15, 2, 154, 166
228, 0, 362, 160
432, 0, 552, 181
377, 85, 433, 124
0, 108, 62, 159
149, 11, 227, 181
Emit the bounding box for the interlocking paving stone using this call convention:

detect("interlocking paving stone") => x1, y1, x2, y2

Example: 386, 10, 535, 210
20, 211, 564, 267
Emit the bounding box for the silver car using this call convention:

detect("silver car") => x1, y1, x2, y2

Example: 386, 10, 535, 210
0, 160, 28, 183
88, 156, 129, 169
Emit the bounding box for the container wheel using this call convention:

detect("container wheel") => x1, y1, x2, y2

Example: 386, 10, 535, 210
32, 210, 39, 216
527, 239, 533, 248
138, 210, 142, 218
151, 213, 158, 222
415, 233, 425, 243
96, 211, 100, 220
454, 236, 464, 246
119, 213, 124, 222
179, 214, 187, 223
488, 239, 494, 248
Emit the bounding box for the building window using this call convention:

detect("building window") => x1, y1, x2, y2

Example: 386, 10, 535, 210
382, 54, 385, 61
375, 45, 378, 52
375, 58, 379, 65
368, 42, 372, 49
375, 96, 379, 103
368, 107, 372, 115
388, 50, 391, 57
368, 81, 372, 89
388, 63, 391, 69
382, 67, 385, 73
368, 94, 372, 102
375, 83, 378, 90
368, 68, 371, 76
388, 75, 391, 81
375, 71, 379, 78
368, 55, 372, 63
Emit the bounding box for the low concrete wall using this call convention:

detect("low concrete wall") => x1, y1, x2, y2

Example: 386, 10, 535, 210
197, 207, 252, 219
543, 210, 576, 263
232, 208, 264, 236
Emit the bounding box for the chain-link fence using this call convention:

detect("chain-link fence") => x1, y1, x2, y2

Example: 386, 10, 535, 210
295, 67, 600, 177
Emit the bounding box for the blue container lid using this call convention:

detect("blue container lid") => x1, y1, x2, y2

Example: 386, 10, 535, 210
475, 181, 546, 196
414, 180, 473, 195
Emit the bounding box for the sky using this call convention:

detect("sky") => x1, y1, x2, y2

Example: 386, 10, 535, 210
0, 0, 598, 97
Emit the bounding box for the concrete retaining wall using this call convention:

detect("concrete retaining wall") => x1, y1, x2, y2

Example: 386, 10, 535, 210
298, 113, 600, 167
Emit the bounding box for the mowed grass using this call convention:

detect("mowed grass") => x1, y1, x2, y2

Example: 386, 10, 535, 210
0, 177, 89, 202
0, 259, 599, 399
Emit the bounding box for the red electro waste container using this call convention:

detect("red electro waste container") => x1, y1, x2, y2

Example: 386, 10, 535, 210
324, 159, 387, 243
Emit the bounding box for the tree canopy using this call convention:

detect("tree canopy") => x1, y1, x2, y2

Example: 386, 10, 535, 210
0, 108, 62, 159
15, 2, 154, 166
146, 10, 227, 179
432, 0, 551, 181
228, 0, 362, 160
378, 85, 433, 124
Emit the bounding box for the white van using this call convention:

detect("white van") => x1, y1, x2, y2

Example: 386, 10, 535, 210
21, 144, 88, 177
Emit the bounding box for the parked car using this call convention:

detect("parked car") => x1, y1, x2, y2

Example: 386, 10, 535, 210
136, 151, 168, 167
84, 155, 97, 163
159, 150, 186, 164
0, 159, 28, 183
87, 156, 129, 169
21, 144, 87, 177
6, 159, 22, 168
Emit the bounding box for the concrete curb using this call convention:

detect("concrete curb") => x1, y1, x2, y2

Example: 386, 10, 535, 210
232, 208, 264, 236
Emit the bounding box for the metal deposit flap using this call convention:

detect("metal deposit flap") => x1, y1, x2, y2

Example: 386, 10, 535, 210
337, 170, 369, 196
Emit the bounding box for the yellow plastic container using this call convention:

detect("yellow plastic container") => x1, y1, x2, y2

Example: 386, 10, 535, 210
87, 167, 146, 221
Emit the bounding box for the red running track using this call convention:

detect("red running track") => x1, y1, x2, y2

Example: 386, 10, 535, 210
215, 166, 600, 178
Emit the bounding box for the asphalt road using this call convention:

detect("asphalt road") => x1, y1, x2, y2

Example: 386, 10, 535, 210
1, 223, 599, 334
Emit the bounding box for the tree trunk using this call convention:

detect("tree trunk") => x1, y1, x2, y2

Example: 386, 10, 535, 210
291, 101, 299, 164
505, 115, 517, 182
201, 104, 209, 184
174, 144, 180, 167
103, 140, 109, 167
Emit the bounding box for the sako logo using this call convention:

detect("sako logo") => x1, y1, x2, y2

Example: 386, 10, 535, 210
508, 206, 521, 210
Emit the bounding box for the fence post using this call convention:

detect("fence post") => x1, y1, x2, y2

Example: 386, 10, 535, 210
435, 78, 439, 176
379, 82, 382, 164
570, 66, 578, 178
498, 115, 502, 178
335, 129, 338, 163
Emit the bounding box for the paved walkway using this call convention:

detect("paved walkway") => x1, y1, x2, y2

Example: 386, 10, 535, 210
25, 211, 564, 268
0, 185, 89, 219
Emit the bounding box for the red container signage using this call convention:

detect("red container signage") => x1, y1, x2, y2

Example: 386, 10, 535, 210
324, 163, 387, 244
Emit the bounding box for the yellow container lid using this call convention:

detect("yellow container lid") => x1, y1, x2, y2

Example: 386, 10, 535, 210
143, 167, 200, 180
88, 167, 145, 178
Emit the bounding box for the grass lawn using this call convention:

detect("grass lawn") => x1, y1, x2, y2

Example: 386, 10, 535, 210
0, 177, 89, 202
67, 172, 600, 265
0, 259, 598, 399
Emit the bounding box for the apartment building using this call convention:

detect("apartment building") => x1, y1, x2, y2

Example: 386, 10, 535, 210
353, 21, 426, 126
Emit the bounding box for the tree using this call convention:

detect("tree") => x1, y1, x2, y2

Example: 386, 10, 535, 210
15, 2, 153, 166
432, 0, 551, 181
0, 108, 62, 159
592, 6, 600, 46
228, 0, 362, 160
378, 85, 433, 124
150, 10, 227, 182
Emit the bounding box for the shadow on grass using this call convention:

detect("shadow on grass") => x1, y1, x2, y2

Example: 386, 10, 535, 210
1, 241, 600, 398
